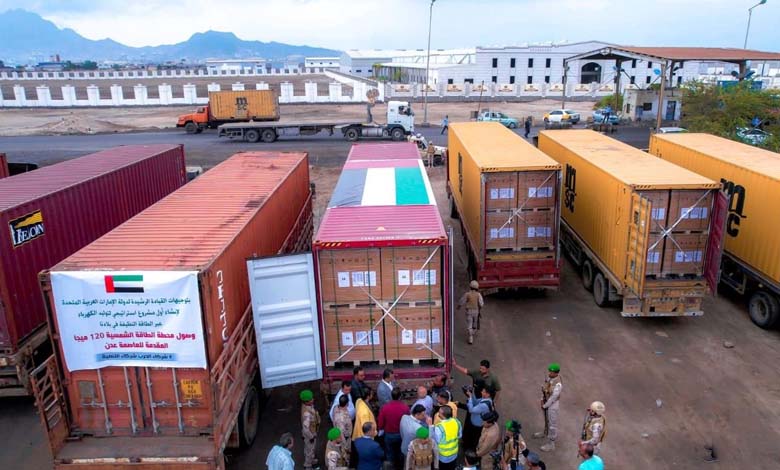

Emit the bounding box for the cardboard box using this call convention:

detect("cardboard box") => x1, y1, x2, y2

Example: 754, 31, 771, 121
323, 308, 385, 364
485, 212, 518, 250
383, 307, 445, 362
517, 171, 558, 210
485, 172, 519, 211
668, 190, 713, 232
379, 246, 442, 302
516, 210, 556, 248
318, 249, 382, 303
662, 232, 708, 276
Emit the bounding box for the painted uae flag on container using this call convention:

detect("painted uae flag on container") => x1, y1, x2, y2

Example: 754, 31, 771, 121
328, 160, 436, 207
104, 274, 144, 293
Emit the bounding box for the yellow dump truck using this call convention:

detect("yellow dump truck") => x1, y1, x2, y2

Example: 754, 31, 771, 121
650, 133, 780, 328
538, 130, 727, 316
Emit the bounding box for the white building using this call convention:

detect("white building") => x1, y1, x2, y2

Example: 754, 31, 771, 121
364, 41, 780, 90
305, 56, 341, 73
340, 48, 475, 78
206, 59, 267, 75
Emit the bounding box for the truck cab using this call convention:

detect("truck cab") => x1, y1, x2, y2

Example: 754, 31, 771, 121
387, 100, 415, 134
176, 105, 210, 134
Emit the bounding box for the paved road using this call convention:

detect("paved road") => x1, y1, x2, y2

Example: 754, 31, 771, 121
0, 125, 652, 170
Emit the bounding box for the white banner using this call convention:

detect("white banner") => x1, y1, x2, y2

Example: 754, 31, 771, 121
50, 271, 207, 371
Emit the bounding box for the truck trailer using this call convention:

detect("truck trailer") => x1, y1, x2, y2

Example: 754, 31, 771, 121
538, 130, 726, 316
0, 145, 187, 397
650, 133, 780, 328
218, 100, 415, 143
246, 142, 452, 395
176, 90, 280, 134
32, 151, 313, 469
447, 122, 561, 291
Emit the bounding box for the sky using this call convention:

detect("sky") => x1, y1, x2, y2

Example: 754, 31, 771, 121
1, 0, 778, 51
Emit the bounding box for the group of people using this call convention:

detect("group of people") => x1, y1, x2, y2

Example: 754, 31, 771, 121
267, 359, 605, 470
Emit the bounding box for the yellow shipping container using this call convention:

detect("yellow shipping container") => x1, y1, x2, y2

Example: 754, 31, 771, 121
538, 130, 723, 316
447, 122, 562, 289
650, 133, 780, 327
208, 89, 279, 121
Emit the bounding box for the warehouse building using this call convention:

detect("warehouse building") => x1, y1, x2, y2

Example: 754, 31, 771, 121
340, 48, 475, 79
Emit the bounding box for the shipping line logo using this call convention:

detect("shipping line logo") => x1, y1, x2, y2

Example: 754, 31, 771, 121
104, 274, 145, 293
9, 210, 45, 248
564, 164, 577, 213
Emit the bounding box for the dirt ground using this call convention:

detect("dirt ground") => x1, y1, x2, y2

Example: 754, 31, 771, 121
2, 137, 778, 470
0, 100, 595, 136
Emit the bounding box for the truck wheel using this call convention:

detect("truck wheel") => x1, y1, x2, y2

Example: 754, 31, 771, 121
245, 129, 261, 143
345, 128, 360, 142
593, 272, 609, 307
184, 122, 198, 134
748, 291, 780, 329
508, 122, 517, 129
237, 384, 261, 448
391, 128, 405, 141
261, 129, 277, 143
581, 260, 594, 292
195, 127, 204, 134
449, 197, 459, 219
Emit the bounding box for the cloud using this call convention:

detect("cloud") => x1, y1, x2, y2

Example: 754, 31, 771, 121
0, 0, 777, 51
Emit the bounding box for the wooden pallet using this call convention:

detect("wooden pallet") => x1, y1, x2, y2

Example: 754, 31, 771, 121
380, 299, 443, 309
487, 245, 555, 253
322, 301, 377, 310
327, 359, 385, 368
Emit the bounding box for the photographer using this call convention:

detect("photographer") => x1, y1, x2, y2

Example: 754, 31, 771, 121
463, 383, 495, 451
502, 420, 527, 470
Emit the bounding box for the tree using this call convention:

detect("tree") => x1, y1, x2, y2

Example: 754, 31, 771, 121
593, 94, 623, 111
681, 80, 779, 151
82, 61, 98, 70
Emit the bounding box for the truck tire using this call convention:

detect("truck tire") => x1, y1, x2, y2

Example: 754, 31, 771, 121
390, 127, 405, 141
184, 122, 198, 134
449, 197, 459, 219
237, 384, 261, 448
748, 291, 780, 329
581, 259, 594, 292
593, 272, 609, 307
345, 128, 360, 142
195, 127, 204, 134
261, 129, 277, 143
245, 129, 261, 143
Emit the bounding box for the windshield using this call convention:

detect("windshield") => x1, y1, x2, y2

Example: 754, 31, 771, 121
497, 113, 507, 118
196, 107, 206, 113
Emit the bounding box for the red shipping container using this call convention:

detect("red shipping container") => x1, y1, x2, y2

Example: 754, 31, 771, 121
35, 152, 312, 469
0, 153, 8, 179
0, 145, 186, 395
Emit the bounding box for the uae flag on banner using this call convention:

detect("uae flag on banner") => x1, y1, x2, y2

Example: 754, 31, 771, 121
329, 160, 436, 207
104, 274, 144, 293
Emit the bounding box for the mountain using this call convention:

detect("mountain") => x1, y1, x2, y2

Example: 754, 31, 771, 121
0, 9, 340, 64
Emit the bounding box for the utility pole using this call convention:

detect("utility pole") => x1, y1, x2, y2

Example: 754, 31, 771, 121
422, 0, 436, 126
655, 61, 668, 132
744, 0, 768, 49
561, 63, 568, 110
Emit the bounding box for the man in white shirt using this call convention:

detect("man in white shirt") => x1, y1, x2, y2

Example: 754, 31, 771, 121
330, 380, 356, 422
412, 385, 434, 417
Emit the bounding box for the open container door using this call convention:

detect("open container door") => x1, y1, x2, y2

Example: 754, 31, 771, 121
705, 191, 729, 295
625, 193, 652, 297
247, 253, 323, 389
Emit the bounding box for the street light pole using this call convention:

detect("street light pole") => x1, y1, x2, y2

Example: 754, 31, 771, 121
743, 0, 768, 49
423, 0, 436, 126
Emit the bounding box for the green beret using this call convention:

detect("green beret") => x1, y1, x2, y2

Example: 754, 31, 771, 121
327, 427, 341, 441
548, 363, 561, 372
416, 426, 430, 439
505, 419, 513, 430
300, 389, 314, 402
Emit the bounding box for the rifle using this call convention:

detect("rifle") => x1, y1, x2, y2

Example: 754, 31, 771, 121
476, 306, 481, 331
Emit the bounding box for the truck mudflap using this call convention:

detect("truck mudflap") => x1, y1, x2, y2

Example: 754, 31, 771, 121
621, 282, 708, 317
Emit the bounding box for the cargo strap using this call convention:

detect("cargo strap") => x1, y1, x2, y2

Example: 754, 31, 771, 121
647, 190, 710, 269
496, 172, 556, 233
333, 247, 444, 362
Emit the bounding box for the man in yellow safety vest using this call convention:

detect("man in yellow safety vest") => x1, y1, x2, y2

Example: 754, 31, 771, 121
433, 405, 462, 470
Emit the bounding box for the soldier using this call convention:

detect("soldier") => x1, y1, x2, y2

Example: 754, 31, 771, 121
475, 411, 501, 470
405, 426, 439, 470
301, 389, 321, 470
580, 401, 606, 455
502, 420, 527, 470
457, 280, 484, 344
534, 363, 562, 452
325, 428, 349, 470
332, 394, 353, 462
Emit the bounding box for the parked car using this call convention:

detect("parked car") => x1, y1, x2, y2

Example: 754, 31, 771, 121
657, 127, 688, 134
593, 108, 620, 125
544, 109, 579, 124
736, 127, 771, 146
477, 111, 520, 128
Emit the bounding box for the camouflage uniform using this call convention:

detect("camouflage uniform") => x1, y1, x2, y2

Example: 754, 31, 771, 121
332, 407, 353, 463
541, 374, 562, 443
302, 403, 321, 468
581, 414, 606, 455
325, 439, 348, 470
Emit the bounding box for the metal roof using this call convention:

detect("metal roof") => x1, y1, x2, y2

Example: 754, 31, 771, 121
315, 205, 446, 244
539, 130, 718, 189
450, 122, 561, 172
347, 142, 420, 161
0, 145, 182, 211
565, 45, 780, 64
